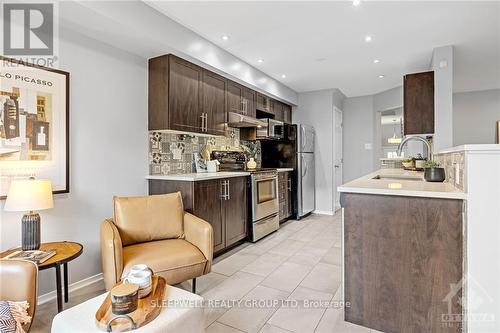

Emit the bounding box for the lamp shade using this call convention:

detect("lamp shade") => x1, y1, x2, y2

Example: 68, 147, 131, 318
4, 179, 54, 212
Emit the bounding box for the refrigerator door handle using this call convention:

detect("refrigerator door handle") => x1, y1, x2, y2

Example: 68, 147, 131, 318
302, 155, 307, 177
301, 126, 306, 151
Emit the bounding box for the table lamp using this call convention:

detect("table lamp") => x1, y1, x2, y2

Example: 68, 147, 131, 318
4, 178, 54, 251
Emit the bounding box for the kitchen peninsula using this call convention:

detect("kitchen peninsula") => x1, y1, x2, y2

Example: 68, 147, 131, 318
338, 145, 500, 333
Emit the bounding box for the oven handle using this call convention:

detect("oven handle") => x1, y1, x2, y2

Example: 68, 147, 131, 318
254, 177, 278, 182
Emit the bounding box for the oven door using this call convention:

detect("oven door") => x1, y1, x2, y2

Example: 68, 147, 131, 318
251, 175, 279, 221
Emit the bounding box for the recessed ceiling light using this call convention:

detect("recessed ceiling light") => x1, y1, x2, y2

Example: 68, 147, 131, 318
378, 75, 385, 79
281, 74, 286, 78
352, 0, 361, 6
373, 59, 380, 64
257, 59, 264, 63
365, 35, 373, 42
221, 35, 230, 41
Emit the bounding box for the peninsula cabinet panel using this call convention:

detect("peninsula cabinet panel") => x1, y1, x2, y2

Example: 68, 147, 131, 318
169, 56, 203, 133
404, 71, 435, 135
202, 70, 227, 136
223, 177, 248, 247
342, 193, 463, 333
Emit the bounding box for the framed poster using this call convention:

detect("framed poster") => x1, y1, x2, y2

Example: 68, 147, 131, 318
0, 56, 69, 198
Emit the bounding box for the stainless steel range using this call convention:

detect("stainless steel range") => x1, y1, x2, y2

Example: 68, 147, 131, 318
212, 151, 279, 242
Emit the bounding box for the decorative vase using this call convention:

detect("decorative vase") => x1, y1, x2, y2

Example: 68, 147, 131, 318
424, 168, 446, 182
247, 158, 257, 169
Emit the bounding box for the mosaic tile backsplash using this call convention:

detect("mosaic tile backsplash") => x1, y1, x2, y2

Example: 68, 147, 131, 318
149, 129, 261, 175
433, 151, 466, 191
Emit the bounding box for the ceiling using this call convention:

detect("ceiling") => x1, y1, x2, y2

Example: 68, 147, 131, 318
150, 1, 500, 97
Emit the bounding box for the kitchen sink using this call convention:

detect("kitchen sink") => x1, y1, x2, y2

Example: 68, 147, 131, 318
372, 175, 423, 181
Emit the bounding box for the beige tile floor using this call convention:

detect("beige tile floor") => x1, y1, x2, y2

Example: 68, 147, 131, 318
30, 213, 380, 333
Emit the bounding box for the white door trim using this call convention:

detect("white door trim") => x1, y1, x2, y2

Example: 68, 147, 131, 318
333, 106, 343, 212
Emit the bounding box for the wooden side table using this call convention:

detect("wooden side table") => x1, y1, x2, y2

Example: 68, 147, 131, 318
1, 241, 83, 312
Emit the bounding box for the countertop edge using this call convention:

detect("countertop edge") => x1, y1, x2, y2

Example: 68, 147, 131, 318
146, 172, 251, 181
338, 186, 467, 200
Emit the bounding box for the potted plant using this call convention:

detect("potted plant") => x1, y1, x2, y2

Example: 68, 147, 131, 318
424, 160, 446, 182
402, 157, 414, 169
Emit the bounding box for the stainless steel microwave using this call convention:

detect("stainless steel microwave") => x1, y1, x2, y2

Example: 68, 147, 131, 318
257, 119, 284, 140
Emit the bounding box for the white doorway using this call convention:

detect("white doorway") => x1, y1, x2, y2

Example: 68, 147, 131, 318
333, 107, 343, 211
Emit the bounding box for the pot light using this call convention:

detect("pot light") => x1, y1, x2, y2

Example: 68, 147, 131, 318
257, 59, 264, 63
353, 0, 361, 6
365, 35, 373, 42
281, 74, 286, 78
221, 35, 230, 41
378, 75, 385, 78
373, 59, 380, 64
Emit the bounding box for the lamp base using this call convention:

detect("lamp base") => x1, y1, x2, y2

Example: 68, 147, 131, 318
22, 212, 41, 251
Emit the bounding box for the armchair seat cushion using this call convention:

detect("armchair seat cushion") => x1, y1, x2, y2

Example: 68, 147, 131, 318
121, 239, 207, 286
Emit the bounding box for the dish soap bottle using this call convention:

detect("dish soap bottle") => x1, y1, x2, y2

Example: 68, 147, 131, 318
247, 157, 257, 169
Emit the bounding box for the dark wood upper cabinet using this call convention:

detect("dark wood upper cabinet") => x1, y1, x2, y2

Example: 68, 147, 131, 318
227, 81, 244, 115
149, 53, 292, 134
169, 56, 203, 132
242, 87, 256, 118
273, 100, 284, 121
283, 104, 292, 124
149, 54, 204, 133
227, 81, 256, 117
223, 177, 248, 247
202, 70, 227, 135
404, 71, 435, 135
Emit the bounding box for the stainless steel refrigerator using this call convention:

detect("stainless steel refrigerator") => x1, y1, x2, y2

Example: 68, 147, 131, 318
297, 124, 315, 218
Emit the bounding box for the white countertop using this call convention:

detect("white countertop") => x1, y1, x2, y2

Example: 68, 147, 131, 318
436, 144, 500, 154
338, 168, 466, 200
146, 172, 250, 182
277, 168, 294, 172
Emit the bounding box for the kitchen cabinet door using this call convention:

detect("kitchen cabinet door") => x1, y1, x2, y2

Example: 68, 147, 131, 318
285, 172, 294, 218
278, 172, 287, 221
273, 101, 284, 121
404, 71, 434, 135
227, 81, 244, 115
223, 177, 248, 247
242, 87, 256, 118
257, 93, 271, 113
194, 179, 225, 252
203, 70, 227, 135
169, 56, 204, 133
283, 104, 292, 124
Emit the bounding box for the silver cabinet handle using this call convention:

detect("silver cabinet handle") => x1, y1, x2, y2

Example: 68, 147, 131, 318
200, 113, 205, 131
220, 180, 226, 199
226, 179, 230, 200
288, 179, 292, 191
204, 113, 208, 132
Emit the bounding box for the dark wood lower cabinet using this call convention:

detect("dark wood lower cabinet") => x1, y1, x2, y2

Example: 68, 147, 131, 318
341, 193, 463, 333
149, 176, 248, 254
224, 177, 248, 247
278, 171, 294, 221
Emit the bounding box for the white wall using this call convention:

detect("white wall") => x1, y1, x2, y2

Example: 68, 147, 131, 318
0, 29, 148, 295
342, 96, 375, 182
294, 89, 345, 214
431, 46, 454, 151
453, 89, 500, 145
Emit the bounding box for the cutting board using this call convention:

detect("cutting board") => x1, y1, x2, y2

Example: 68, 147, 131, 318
95, 276, 166, 331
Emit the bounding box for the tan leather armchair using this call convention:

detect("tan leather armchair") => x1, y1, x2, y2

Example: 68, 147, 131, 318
100, 192, 213, 292
0, 259, 38, 332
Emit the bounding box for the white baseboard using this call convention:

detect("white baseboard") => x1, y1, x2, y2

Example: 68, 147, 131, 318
38, 273, 103, 305
313, 210, 335, 215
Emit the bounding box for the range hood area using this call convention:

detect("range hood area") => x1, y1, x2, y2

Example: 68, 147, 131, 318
226, 111, 267, 128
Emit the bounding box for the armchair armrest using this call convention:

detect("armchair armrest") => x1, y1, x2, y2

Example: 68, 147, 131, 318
100, 219, 124, 291
184, 212, 213, 274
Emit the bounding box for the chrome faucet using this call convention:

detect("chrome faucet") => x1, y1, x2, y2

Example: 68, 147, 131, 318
397, 136, 432, 161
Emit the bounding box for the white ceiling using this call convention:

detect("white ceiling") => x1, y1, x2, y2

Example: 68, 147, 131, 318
150, 1, 500, 97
